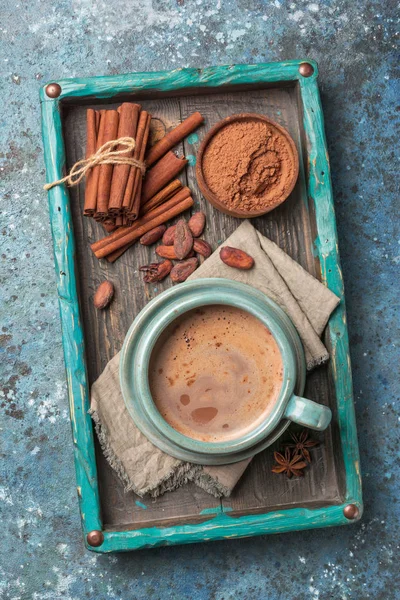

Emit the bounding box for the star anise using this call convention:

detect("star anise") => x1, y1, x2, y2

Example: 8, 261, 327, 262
272, 447, 307, 478
287, 430, 319, 463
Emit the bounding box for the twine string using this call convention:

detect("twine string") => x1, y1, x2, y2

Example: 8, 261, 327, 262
43, 137, 146, 191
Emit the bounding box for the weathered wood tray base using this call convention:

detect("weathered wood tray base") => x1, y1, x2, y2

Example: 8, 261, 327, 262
41, 61, 361, 551
63, 84, 345, 532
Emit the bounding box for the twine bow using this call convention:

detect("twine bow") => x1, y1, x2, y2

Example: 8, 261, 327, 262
43, 137, 146, 191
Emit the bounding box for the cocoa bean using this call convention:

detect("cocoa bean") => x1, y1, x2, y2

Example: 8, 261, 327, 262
170, 257, 199, 283
139, 225, 166, 246
162, 225, 176, 246
156, 245, 178, 259
93, 281, 114, 309
188, 212, 206, 237
219, 246, 254, 270
193, 238, 212, 258
174, 219, 193, 259
139, 260, 173, 283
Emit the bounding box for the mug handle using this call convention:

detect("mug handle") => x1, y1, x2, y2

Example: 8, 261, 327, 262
284, 395, 332, 431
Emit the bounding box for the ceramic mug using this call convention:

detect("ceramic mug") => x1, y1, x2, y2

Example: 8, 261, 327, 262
120, 279, 332, 465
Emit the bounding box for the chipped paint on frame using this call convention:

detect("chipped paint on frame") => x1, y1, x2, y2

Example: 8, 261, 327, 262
41, 59, 362, 553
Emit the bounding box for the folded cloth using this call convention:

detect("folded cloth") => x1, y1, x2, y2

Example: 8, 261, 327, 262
90, 222, 340, 498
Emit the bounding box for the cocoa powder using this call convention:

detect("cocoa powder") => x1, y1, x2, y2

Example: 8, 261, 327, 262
202, 119, 296, 212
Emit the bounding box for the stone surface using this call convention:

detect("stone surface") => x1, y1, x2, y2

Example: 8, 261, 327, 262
0, 1, 399, 599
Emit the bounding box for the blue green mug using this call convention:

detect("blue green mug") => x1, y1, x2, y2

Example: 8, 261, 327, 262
120, 279, 331, 465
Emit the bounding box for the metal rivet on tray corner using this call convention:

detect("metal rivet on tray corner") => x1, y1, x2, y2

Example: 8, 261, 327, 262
45, 83, 62, 98
343, 504, 360, 520
87, 530, 104, 547
299, 63, 314, 77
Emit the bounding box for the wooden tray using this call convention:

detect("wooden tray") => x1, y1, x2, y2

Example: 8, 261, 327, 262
41, 60, 362, 553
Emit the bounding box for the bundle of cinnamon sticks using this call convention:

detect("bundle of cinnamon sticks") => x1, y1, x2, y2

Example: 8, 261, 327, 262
92, 181, 194, 262
83, 103, 203, 255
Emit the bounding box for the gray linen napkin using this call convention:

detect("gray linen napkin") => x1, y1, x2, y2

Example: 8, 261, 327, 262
90, 222, 340, 498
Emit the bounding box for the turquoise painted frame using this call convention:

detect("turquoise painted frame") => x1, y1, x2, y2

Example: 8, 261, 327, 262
40, 59, 362, 553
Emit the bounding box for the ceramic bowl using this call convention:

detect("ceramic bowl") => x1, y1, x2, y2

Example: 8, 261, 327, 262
196, 113, 299, 218
120, 279, 331, 465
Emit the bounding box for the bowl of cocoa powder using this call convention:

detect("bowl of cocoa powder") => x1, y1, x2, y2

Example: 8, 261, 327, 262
196, 113, 299, 217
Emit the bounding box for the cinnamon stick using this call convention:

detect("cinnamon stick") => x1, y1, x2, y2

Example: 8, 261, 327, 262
84, 110, 106, 217
103, 196, 194, 262
95, 110, 101, 132
110, 187, 191, 261
83, 109, 98, 216
146, 112, 204, 167
90, 188, 190, 253
122, 110, 150, 213
120, 162, 135, 214
141, 179, 182, 213
108, 103, 141, 214
87, 109, 97, 150
128, 112, 151, 221
91, 187, 191, 254
142, 151, 188, 203
127, 177, 143, 225
100, 187, 189, 253
96, 110, 119, 216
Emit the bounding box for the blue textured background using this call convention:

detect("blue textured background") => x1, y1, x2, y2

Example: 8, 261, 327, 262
1, 1, 399, 598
